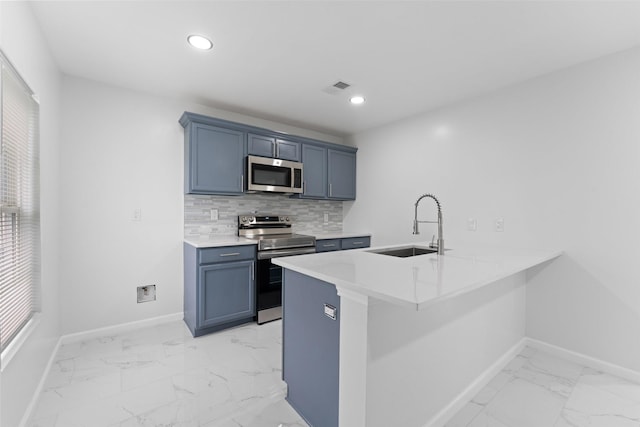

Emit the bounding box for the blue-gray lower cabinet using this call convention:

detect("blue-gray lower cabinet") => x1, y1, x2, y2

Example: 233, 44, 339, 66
316, 236, 371, 253
184, 243, 256, 337
283, 269, 340, 427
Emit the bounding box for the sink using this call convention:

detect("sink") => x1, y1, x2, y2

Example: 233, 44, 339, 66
367, 246, 437, 258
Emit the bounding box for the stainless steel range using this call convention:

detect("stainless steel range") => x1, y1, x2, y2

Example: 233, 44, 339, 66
238, 215, 316, 324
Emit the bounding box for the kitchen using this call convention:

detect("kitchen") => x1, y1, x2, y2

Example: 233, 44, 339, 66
2, 1, 640, 427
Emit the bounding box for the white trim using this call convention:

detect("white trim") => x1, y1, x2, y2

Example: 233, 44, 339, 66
1, 314, 41, 371
525, 338, 640, 384
60, 312, 184, 345
425, 337, 640, 427
424, 338, 528, 427
18, 335, 62, 427
18, 312, 184, 427
336, 286, 369, 305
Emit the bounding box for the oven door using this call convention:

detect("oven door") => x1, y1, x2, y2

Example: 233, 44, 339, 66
255, 247, 316, 324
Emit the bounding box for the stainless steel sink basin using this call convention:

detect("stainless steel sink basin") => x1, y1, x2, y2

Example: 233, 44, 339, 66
367, 246, 437, 258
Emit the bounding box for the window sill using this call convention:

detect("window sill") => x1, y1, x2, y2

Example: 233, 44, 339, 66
1, 314, 41, 372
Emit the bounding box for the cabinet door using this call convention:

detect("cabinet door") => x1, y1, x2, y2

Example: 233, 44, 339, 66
248, 134, 276, 158
198, 260, 255, 328
328, 149, 356, 200
301, 144, 327, 198
276, 139, 301, 162
189, 123, 245, 194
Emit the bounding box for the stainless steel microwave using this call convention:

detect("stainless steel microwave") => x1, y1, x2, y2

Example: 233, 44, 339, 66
246, 155, 303, 194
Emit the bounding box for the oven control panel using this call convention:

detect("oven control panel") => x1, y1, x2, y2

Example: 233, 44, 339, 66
238, 215, 292, 227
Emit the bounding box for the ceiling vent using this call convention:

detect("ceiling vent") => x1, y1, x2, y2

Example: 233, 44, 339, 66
322, 80, 352, 95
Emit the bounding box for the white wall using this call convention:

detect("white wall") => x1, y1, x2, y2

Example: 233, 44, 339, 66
345, 47, 640, 373
58, 76, 343, 334
0, 3, 63, 426
366, 274, 526, 426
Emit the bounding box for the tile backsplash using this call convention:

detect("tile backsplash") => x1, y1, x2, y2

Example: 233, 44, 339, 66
185, 194, 343, 238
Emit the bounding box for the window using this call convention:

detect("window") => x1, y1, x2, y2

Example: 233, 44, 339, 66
0, 50, 40, 354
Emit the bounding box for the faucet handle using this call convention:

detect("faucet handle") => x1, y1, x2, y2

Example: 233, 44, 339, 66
429, 234, 438, 249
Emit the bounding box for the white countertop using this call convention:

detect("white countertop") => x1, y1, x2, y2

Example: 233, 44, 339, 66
184, 232, 372, 248
273, 243, 562, 310
183, 236, 257, 248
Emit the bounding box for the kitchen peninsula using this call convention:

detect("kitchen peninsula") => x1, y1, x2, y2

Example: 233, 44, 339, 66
274, 244, 562, 427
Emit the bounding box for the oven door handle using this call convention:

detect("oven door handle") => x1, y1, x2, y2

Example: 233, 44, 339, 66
257, 247, 316, 260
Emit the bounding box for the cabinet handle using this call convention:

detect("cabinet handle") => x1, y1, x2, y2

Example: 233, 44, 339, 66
323, 243, 336, 247
303, 181, 305, 194
219, 252, 241, 257
274, 144, 278, 158
251, 264, 255, 281
241, 175, 244, 191
352, 241, 364, 245
329, 183, 332, 197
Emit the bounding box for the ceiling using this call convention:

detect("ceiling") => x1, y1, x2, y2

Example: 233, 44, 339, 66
30, 1, 640, 137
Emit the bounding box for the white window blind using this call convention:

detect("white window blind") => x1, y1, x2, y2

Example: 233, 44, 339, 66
0, 51, 40, 353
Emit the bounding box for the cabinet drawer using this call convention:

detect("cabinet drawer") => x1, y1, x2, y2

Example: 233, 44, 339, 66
316, 239, 341, 253
199, 245, 256, 264
340, 237, 370, 250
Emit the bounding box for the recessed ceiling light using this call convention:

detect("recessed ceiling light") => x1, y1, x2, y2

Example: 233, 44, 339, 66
350, 95, 365, 105
187, 34, 213, 50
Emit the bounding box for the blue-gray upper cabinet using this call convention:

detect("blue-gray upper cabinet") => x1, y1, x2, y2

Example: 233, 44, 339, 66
248, 133, 301, 162
328, 149, 357, 200
299, 144, 356, 200
301, 144, 328, 198
181, 119, 245, 195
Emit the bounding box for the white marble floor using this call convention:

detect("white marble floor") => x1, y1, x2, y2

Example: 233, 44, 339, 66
27, 319, 640, 427
28, 320, 309, 427
446, 347, 640, 427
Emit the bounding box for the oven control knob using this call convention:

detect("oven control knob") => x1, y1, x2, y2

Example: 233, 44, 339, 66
241, 216, 247, 222
250, 216, 255, 222
285, 217, 290, 222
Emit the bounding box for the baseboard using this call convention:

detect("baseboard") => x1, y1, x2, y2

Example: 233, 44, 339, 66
20, 312, 185, 426
60, 312, 184, 345
18, 336, 62, 427
524, 337, 640, 384
424, 337, 528, 427
425, 337, 640, 427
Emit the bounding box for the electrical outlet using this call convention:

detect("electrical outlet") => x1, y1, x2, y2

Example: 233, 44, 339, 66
210, 209, 219, 221
324, 212, 329, 224
495, 218, 505, 232
133, 208, 142, 221
467, 218, 477, 231
137, 285, 156, 303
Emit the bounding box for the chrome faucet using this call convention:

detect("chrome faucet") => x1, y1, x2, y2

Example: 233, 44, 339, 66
413, 193, 444, 255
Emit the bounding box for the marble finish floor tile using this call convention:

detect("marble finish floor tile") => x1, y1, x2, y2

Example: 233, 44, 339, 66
446, 347, 640, 427
27, 320, 309, 427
